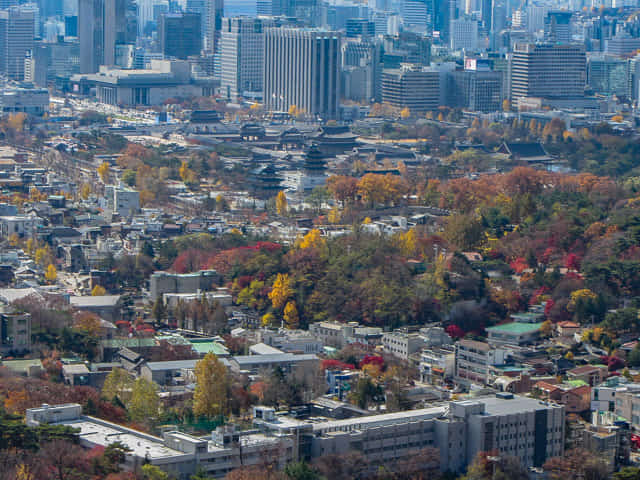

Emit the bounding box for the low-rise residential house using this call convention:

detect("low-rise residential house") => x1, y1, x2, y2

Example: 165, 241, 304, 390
568, 364, 608, 387
591, 377, 640, 414
419, 346, 455, 384
534, 380, 591, 413
557, 321, 581, 339
0, 308, 31, 354
70, 295, 122, 322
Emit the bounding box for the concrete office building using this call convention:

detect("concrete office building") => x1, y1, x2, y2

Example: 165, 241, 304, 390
27, 404, 294, 479
455, 338, 507, 385
588, 54, 631, 98
0, 308, 30, 354
342, 40, 379, 102
544, 11, 572, 44
450, 17, 479, 51
255, 394, 565, 473
449, 58, 502, 112
150, 269, 221, 301
72, 60, 216, 106
159, 12, 201, 60
382, 331, 425, 360
204, 0, 224, 53
381, 65, 440, 113
78, 0, 127, 73
0, 84, 49, 115
27, 41, 80, 87
220, 17, 273, 100
30, 395, 564, 478
510, 43, 586, 108
264, 28, 341, 120
0, 7, 34, 80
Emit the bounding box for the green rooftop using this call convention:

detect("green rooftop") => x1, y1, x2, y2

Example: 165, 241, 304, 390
486, 322, 545, 335
565, 379, 588, 388
101, 338, 157, 348
189, 341, 229, 356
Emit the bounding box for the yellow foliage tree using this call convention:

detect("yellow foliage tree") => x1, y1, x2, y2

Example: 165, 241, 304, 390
8, 233, 19, 247
268, 273, 293, 310
25, 238, 34, 256
193, 353, 229, 418
396, 228, 417, 256
400, 107, 411, 119
91, 284, 107, 296
44, 264, 57, 283
261, 312, 276, 327
363, 217, 372, 224
540, 320, 552, 337
179, 161, 190, 182
98, 161, 110, 183
80, 183, 92, 200
276, 190, 288, 216
7, 113, 27, 131
283, 301, 299, 329
327, 206, 341, 224
502, 99, 511, 112
298, 228, 326, 250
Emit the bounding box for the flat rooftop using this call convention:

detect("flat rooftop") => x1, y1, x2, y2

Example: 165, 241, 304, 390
473, 395, 563, 416
58, 419, 188, 460
312, 405, 447, 433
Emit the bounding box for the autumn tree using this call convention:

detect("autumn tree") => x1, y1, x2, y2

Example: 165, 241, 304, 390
102, 368, 134, 405
269, 273, 293, 310
326, 175, 358, 205
74, 312, 102, 337
44, 264, 57, 283
91, 285, 107, 296
128, 378, 160, 423
283, 301, 299, 329
276, 191, 288, 216
543, 449, 609, 480
298, 229, 326, 250
193, 353, 229, 418
98, 161, 110, 183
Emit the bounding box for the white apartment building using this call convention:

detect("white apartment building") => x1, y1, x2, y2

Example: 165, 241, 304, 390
455, 339, 507, 385
382, 331, 425, 360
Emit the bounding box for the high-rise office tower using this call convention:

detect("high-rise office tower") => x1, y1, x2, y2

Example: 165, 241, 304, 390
489, 0, 505, 50
401, 0, 430, 33
0, 0, 18, 9
38, 0, 64, 18
450, 17, 479, 51
204, 0, 223, 53
264, 28, 340, 119
0, 6, 35, 80
545, 11, 572, 44
220, 17, 273, 100
78, 0, 127, 73
434, 0, 455, 42
510, 43, 586, 106
159, 12, 201, 59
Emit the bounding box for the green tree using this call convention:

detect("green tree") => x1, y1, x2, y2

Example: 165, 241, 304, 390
284, 461, 322, 480
193, 353, 229, 418
129, 377, 160, 423
614, 467, 640, 480
152, 298, 167, 322
141, 464, 169, 480
102, 367, 134, 404
121, 169, 136, 187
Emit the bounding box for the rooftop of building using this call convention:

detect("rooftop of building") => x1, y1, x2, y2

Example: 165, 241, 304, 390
486, 322, 544, 335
